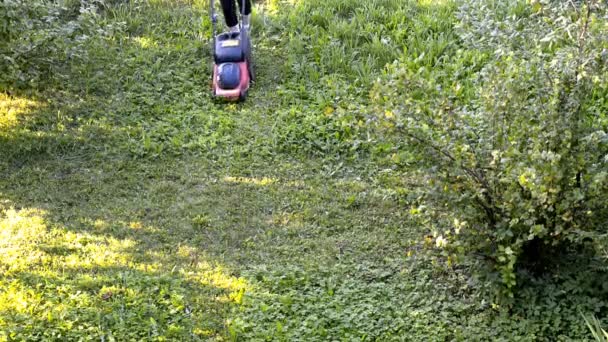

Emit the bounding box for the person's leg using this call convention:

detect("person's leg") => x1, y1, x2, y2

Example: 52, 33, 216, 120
219, 0, 239, 32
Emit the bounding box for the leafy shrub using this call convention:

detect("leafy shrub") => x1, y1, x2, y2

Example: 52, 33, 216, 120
0, 0, 108, 89
372, 0, 608, 296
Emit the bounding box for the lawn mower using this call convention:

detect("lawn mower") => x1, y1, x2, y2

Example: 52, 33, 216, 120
210, 0, 254, 102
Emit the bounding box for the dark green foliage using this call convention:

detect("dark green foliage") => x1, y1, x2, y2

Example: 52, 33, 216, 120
0, 0, 106, 89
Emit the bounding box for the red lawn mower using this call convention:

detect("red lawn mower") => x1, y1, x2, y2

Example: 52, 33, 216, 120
210, 0, 254, 102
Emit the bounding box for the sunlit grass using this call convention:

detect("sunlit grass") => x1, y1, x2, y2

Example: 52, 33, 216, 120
132, 36, 158, 49
0, 94, 43, 130
267, 211, 305, 226
418, 0, 453, 8
259, 0, 285, 15
0, 207, 251, 339
223, 176, 276, 186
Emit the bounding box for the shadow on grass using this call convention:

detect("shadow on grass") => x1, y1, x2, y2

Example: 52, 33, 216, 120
0, 202, 251, 340
1, 0, 607, 340
0, 0, 265, 339
2, 266, 238, 339
0, 6, 339, 335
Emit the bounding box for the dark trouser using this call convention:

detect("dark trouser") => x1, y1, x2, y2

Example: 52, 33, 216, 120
220, 0, 252, 28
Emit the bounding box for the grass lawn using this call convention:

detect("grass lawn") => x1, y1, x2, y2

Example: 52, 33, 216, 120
1, 0, 607, 340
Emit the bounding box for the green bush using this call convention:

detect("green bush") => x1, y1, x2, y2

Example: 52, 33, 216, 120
0, 0, 106, 89
372, 0, 608, 297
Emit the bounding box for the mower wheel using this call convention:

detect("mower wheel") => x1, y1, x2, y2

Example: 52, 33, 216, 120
239, 90, 248, 102
248, 58, 255, 82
